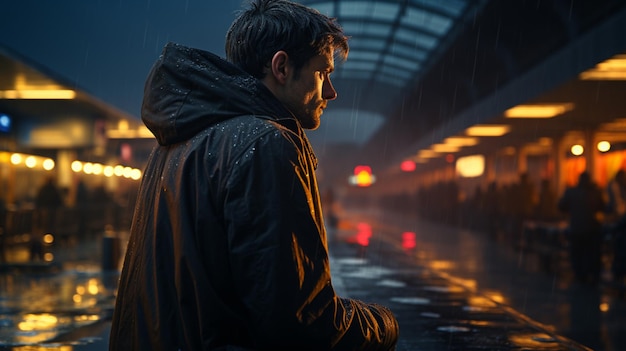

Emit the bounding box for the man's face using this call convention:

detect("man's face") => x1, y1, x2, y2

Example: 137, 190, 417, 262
282, 52, 337, 130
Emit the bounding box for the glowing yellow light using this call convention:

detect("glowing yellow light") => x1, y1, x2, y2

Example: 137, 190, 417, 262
43, 234, 54, 244
73, 294, 82, 303
118, 119, 129, 131
349, 165, 376, 187
25, 156, 36, 168
456, 154, 485, 178
580, 55, 626, 80
571, 144, 584, 156
71, 160, 83, 172
92, 163, 103, 175
485, 292, 505, 304
597, 141, 611, 152
431, 143, 460, 153
444, 137, 478, 147
88, 279, 99, 295
17, 313, 58, 331
505, 103, 574, 118
138, 125, 154, 138
131, 168, 142, 180
42, 158, 55, 170
417, 149, 439, 158
44, 252, 54, 262
429, 260, 454, 270
83, 162, 94, 174
355, 171, 372, 186
600, 302, 609, 312
468, 296, 497, 308
114, 165, 124, 176
76, 286, 85, 295
104, 165, 114, 177
10, 153, 22, 165
465, 125, 510, 137
0, 89, 76, 99
123, 166, 133, 178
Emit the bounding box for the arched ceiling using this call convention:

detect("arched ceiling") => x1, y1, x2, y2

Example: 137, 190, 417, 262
301, 0, 488, 148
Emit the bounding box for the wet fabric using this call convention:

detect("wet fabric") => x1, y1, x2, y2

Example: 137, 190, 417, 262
108, 42, 398, 350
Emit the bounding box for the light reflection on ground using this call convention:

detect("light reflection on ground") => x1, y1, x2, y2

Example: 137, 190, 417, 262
0, 266, 115, 349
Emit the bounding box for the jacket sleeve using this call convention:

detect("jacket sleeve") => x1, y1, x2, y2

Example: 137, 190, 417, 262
221, 130, 398, 350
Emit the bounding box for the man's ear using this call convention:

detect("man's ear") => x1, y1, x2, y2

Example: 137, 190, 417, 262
270, 51, 290, 85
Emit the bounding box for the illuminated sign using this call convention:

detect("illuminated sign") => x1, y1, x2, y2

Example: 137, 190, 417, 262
349, 165, 376, 187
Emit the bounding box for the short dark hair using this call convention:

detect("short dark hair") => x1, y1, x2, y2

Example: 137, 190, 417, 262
225, 0, 349, 79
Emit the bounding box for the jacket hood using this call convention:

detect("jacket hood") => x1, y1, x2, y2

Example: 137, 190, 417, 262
142, 42, 294, 145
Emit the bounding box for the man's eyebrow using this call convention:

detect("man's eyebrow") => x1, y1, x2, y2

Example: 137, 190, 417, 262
325, 59, 335, 72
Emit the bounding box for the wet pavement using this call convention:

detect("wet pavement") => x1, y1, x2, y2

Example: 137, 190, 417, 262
2, 208, 626, 349
0, 234, 117, 350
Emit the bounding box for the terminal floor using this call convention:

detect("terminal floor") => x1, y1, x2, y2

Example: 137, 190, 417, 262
1, 209, 626, 350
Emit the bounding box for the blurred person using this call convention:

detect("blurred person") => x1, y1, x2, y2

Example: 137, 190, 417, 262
558, 172, 606, 285
606, 169, 626, 222
607, 170, 626, 285
32, 176, 63, 260
109, 1, 399, 350
535, 178, 560, 222
483, 181, 503, 238
511, 172, 537, 232
75, 179, 89, 236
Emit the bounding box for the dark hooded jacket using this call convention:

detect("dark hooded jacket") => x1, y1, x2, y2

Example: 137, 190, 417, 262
109, 42, 398, 350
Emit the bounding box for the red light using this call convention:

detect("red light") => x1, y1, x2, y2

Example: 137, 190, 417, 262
354, 165, 371, 175
400, 160, 416, 172
351, 165, 374, 187
446, 154, 454, 163
355, 222, 372, 247
402, 231, 416, 250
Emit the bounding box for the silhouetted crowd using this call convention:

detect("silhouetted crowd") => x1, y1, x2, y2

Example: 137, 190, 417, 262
353, 171, 626, 288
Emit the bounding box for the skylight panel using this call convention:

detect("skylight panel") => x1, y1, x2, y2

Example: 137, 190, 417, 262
345, 60, 378, 71
339, 1, 373, 18
389, 42, 427, 62
340, 70, 373, 80
346, 50, 381, 62
361, 23, 392, 38
381, 65, 414, 79
409, 0, 467, 17
349, 37, 387, 51
401, 7, 453, 36
341, 22, 365, 36
376, 74, 408, 87
371, 2, 400, 21
384, 55, 420, 71
395, 27, 438, 50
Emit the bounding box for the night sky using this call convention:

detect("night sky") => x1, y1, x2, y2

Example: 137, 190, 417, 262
2, 0, 245, 118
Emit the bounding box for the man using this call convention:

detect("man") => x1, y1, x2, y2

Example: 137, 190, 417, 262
558, 172, 606, 285
109, 0, 399, 350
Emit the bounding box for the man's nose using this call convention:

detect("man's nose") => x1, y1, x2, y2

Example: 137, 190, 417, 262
323, 79, 337, 100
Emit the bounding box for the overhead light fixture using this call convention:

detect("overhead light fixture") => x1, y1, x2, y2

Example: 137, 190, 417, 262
579, 54, 626, 80
444, 137, 478, 147
465, 124, 510, 137
0, 89, 76, 99
505, 103, 574, 118
417, 149, 439, 158
431, 143, 460, 153
456, 154, 485, 178
597, 141, 611, 152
